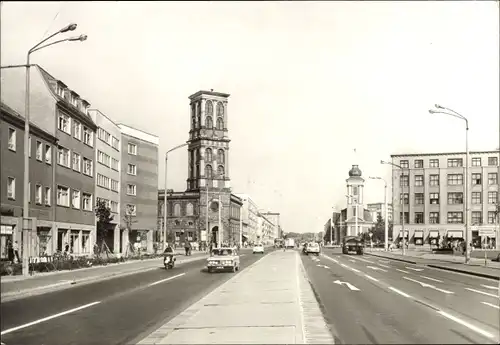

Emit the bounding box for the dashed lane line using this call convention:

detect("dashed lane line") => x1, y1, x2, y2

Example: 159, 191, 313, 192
389, 286, 412, 298
420, 275, 443, 283
354, 257, 374, 264
148, 273, 186, 287
378, 263, 390, 268
481, 284, 499, 291
465, 287, 500, 299
365, 274, 379, 282
406, 266, 424, 272
437, 310, 496, 340
396, 268, 410, 274
481, 301, 500, 310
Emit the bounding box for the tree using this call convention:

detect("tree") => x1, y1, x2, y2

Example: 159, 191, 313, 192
95, 199, 114, 246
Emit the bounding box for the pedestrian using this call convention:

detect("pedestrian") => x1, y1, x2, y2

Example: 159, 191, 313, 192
184, 241, 190, 256
13, 240, 20, 263
7, 240, 14, 263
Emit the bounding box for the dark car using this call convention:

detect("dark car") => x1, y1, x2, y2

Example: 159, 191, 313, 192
342, 236, 364, 255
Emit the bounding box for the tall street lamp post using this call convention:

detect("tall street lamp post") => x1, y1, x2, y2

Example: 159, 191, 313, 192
429, 104, 471, 264
369, 176, 389, 251
163, 143, 189, 250
22, 24, 86, 277
381, 160, 407, 256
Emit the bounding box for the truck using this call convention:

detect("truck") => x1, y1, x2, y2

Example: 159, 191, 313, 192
285, 238, 295, 249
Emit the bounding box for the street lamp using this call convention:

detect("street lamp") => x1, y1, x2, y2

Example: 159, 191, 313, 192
429, 104, 471, 264
22, 24, 86, 277
381, 160, 407, 255
369, 176, 389, 251
163, 142, 189, 250
330, 206, 335, 245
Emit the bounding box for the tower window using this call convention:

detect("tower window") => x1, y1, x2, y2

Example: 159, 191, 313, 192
218, 165, 225, 177
206, 100, 213, 116
217, 149, 225, 163
216, 102, 224, 117
205, 164, 213, 179
196, 163, 200, 177
206, 116, 213, 128
216, 117, 224, 130
205, 148, 213, 162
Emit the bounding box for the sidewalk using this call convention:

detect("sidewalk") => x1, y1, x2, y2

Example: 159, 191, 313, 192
366, 250, 500, 280
138, 251, 334, 344
1, 251, 207, 301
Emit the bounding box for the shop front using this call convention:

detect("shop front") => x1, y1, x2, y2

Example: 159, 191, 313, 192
413, 230, 424, 245
446, 230, 464, 241
398, 230, 409, 244
0, 225, 14, 260
429, 229, 440, 246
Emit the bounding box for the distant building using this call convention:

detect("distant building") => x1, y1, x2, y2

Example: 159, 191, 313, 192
235, 194, 260, 243
119, 124, 159, 253
259, 211, 281, 240
367, 202, 393, 223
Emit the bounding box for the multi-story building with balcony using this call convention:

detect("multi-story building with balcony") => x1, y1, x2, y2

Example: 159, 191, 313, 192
119, 124, 159, 253
391, 151, 499, 247
88, 109, 122, 253
1, 65, 97, 256
1, 102, 57, 258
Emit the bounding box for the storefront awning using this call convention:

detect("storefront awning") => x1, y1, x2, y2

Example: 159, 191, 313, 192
414, 230, 424, 238
0, 225, 13, 235
399, 230, 409, 238
429, 230, 440, 238
446, 230, 464, 239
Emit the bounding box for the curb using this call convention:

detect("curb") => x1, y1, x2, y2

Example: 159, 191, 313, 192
365, 252, 417, 265
426, 264, 500, 281
1, 255, 207, 303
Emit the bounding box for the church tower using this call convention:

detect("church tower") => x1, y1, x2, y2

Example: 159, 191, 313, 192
186, 90, 231, 245
346, 165, 366, 236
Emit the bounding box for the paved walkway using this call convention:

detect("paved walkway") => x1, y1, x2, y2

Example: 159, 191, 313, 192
138, 250, 334, 344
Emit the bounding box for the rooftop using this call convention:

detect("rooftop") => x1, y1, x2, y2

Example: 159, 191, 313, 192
391, 150, 499, 158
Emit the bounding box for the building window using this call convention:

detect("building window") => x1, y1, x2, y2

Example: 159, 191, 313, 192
472, 173, 482, 185
57, 146, 70, 167
216, 102, 224, 117
414, 160, 423, 168
447, 212, 463, 224
415, 193, 424, 204
174, 203, 181, 216
72, 190, 81, 209
45, 144, 52, 164
430, 193, 439, 204
447, 192, 463, 205
217, 165, 224, 177
205, 148, 213, 162
488, 191, 498, 204
205, 164, 213, 179
127, 164, 137, 175
44, 187, 51, 205
127, 184, 136, 196
429, 159, 439, 168
35, 184, 42, 204
128, 143, 137, 155
414, 175, 423, 186
7, 177, 15, 200
110, 179, 119, 192
82, 193, 92, 211
447, 158, 463, 167
111, 136, 120, 150
206, 116, 213, 128
429, 174, 439, 186
429, 212, 439, 224
57, 186, 69, 206
471, 192, 482, 205
58, 113, 70, 134
110, 201, 118, 213
36, 141, 43, 161
400, 175, 409, 187
97, 174, 110, 189
488, 173, 498, 185
399, 160, 409, 169
98, 150, 111, 167
8, 128, 17, 151
72, 152, 81, 172
73, 120, 82, 140
217, 149, 225, 164
111, 158, 120, 171
206, 100, 213, 116
447, 174, 463, 185
126, 204, 137, 216
471, 211, 482, 225
399, 212, 409, 224
488, 157, 498, 166
488, 211, 497, 224
83, 127, 93, 146
399, 193, 409, 204
216, 118, 224, 130
83, 158, 93, 176
186, 203, 194, 216
471, 157, 481, 167
415, 212, 424, 224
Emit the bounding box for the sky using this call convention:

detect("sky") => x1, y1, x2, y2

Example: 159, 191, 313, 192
1, 1, 499, 234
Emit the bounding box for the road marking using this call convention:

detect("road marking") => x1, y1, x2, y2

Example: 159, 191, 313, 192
0, 301, 101, 335
396, 268, 410, 274
316, 264, 330, 269
481, 301, 500, 310
403, 276, 454, 294
365, 274, 379, 282
333, 280, 360, 291
420, 275, 443, 283
355, 257, 374, 263
340, 263, 348, 268
481, 284, 499, 291
437, 310, 495, 339
378, 259, 390, 263
349, 267, 361, 273
389, 286, 412, 298
349, 259, 356, 263
148, 273, 186, 287
465, 287, 500, 299
367, 265, 387, 272
378, 263, 390, 268
405, 266, 424, 271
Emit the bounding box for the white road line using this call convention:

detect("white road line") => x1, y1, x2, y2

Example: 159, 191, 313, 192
367, 265, 388, 272
350, 267, 361, 273
378, 263, 390, 268
365, 274, 379, 282
320, 254, 339, 264
349, 259, 356, 263
378, 259, 390, 263
405, 266, 424, 272
389, 286, 412, 298
396, 268, 410, 274
481, 301, 500, 310
355, 257, 374, 263
481, 284, 499, 291
420, 275, 443, 283
403, 276, 454, 294
465, 287, 500, 299
148, 273, 186, 287
340, 263, 348, 268
437, 310, 495, 339
0, 301, 101, 336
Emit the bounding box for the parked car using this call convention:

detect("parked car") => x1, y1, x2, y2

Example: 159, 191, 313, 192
253, 244, 264, 254
207, 247, 240, 273
342, 236, 364, 255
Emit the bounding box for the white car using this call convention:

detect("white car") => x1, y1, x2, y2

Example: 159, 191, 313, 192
207, 247, 240, 273
253, 244, 264, 254
306, 242, 320, 256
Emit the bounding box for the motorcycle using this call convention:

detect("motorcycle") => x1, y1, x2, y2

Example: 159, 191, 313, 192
164, 254, 176, 269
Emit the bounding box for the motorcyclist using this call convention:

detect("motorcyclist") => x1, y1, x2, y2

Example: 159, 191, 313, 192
163, 243, 175, 263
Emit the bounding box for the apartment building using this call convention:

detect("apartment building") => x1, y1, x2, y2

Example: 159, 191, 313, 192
391, 151, 499, 246
259, 211, 281, 240
1, 102, 57, 258
235, 194, 259, 243
88, 109, 122, 253
118, 124, 159, 253
257, 213, 275, 244
1, 65, 97, 256
367, 202, 393, 223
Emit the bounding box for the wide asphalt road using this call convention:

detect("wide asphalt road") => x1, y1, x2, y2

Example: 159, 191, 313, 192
302, 248, 500, 344
1, 249, 273, 345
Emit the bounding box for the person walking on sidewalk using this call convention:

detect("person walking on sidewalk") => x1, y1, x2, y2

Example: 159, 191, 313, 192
7, 240, 14, 263
13, 241, 20, 263
184, 241, 191, 256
